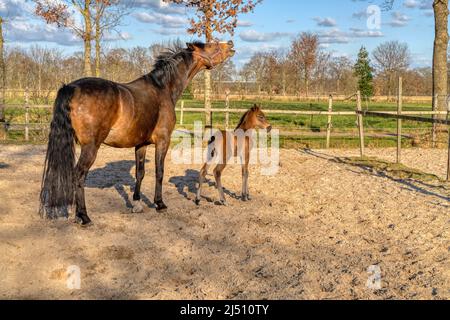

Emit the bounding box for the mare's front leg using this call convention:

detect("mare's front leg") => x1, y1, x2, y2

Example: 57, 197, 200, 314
154, 137, 170, 211
132, 145, 147, 213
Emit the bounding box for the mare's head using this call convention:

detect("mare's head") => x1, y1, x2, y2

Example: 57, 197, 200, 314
237, 104, 272, 132
187, 41, 235, 70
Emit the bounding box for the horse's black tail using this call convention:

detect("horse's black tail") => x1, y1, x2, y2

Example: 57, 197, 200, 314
39, 84, 76, 219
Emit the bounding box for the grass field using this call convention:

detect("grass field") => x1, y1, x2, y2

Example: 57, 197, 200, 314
1, 98, 446, 149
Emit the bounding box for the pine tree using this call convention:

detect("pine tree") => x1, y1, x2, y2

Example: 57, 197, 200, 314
354, 46, 374, 99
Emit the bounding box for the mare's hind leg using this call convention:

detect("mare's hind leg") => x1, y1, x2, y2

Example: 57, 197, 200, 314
214, 164, 227, 205
132, 145, 147, 213
74, 143, 99, 226
195, 163, 209, 205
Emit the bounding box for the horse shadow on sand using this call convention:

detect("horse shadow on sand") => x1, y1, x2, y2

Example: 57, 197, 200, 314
0, 162, 9, 169
85, 160, 155, 209
169, 169, 241, 204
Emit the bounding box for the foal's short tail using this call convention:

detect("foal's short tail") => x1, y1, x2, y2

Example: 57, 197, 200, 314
39, 85, 76, 219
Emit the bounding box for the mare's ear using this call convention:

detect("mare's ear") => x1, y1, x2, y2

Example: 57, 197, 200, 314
252, 104, 261, 111
186, 43, 195, 51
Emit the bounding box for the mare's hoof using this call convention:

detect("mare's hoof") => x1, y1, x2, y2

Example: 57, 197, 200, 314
195, 199, 201, 206
214, 200, 228, 206
156, 202, 168, 212
75, 215, 92, 227
132, 201, 144, 213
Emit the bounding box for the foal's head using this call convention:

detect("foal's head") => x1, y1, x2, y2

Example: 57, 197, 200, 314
237, 105, 272, 132
187, 41, 235, 70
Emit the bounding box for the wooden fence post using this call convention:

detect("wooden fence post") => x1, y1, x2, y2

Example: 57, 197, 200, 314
432, 94, 438, 148
180, 100, 184, 125
447, 97, 450, 181
25, 87, 29, 141
356, 91, 365, 158
326, 94, 333, 149
225, 91, 230, 129
397, 77, 403, 163
447, 124, 450, 181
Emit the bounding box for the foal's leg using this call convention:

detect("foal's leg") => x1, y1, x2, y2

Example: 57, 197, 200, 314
214, 164, 228, 205
154, 138, 170, 211
241, 162, 251, 201
132, 145, 147, 213
75, 143, 99, 225
241, 148, 251, 201
195, 163, 209, 205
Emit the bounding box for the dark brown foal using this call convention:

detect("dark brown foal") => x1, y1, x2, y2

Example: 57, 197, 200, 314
40, 41, 235, 225
196, 105, 272, 206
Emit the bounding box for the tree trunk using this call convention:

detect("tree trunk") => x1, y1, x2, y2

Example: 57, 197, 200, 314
0, 17, 6, 140
95, 21, 101, 77
305, 68, 309, 98
83, 0, 92, 77
204, 27, 212, 127
94, 1, 101, 78
432, 0, 449, 116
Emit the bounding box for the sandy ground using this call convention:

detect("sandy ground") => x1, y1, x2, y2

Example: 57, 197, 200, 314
0, 145, 448, 300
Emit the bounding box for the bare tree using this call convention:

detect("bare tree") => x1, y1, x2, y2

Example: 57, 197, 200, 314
212, 59, 236, 94
329, 56, 353, 94
165, 0, 261, 124
372, 41, 410, 99
241, 52, 267, 94
289, 32, 319, 97
93, 0, 130, 77
35, 0, 93, 76
432, 0, 448, 114
313, 50, 331, 94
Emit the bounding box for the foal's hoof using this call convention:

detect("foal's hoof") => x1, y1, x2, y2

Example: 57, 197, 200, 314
132, 201, 144, 213
242, 194, 251, 202
75, 215, 92, 227
219, 200, 228, 206
155, 202, 168, 212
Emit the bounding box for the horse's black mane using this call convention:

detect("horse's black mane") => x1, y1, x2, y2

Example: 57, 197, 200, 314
146, 41, 204, 89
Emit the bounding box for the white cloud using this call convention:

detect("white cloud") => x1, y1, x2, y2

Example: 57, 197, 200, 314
237, 20, 253, 27
125, 0, 185, 15
134, 11, 188, 28
6, 19, 79, 46
314, 17, 337, 27
403, 0, 419, 8
239, 30, 292, 42
318, 27, 384, 44
0, 0, 32, 18
388, 12, 410, 27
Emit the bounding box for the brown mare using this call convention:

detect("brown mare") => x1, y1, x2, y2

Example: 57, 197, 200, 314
39, 41, 235, 225
196, 105, 272, 206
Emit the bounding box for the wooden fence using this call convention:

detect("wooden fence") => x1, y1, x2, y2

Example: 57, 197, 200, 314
2, 88, 450, 180
354, 78, 450, 181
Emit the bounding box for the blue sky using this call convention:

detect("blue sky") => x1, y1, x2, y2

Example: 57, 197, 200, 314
0, 0, 440, 68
